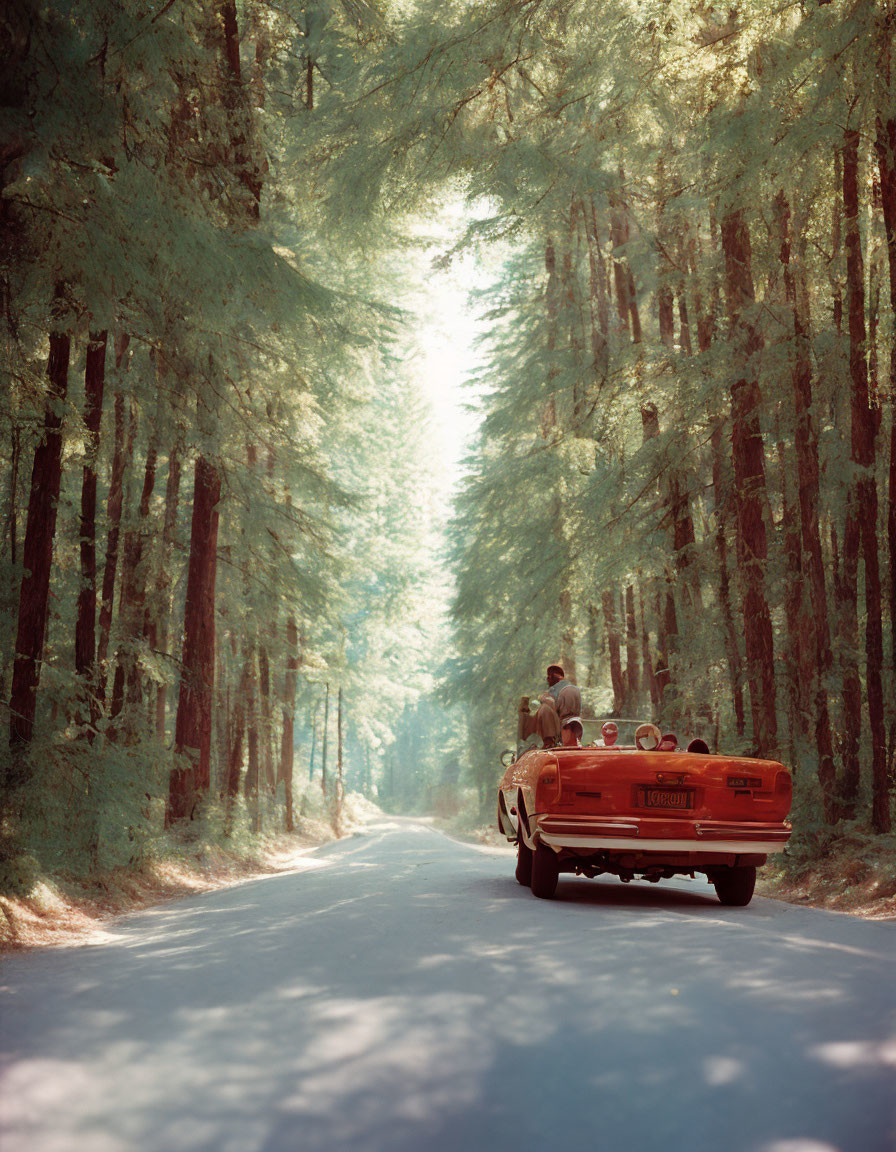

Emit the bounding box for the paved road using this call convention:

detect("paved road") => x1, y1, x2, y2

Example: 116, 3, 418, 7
1, 820, 894, 1152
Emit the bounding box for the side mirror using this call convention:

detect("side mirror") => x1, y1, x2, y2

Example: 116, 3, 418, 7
500, 748, 516, 767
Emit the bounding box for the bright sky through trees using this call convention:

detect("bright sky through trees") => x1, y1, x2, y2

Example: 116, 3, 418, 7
407, 199, 498, 491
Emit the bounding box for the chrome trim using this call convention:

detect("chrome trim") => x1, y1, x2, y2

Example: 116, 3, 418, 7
694, 823, 790, 841
540, 820, 641, 836
539, 833, 787, 854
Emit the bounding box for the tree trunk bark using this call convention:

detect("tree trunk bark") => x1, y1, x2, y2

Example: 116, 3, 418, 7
711, 428, 746, 737
720, 208, 777, 758
97, 335, 132, 690
843, 126, 889, 831
876, 111, 896, 698
320, 681, 329, 796
877, 108, 896, 786
601, 591, 625, 713
836, 497, 863, 817
9, 290, 70, 749
75, 331, 107, 693
336, 685, 344, 808
585, 198, 610, 382
258, 643, 275, 793
639, 580, 659, 709
151, 439, 182, 742
225, 657, 252, 802
609, 174, 642, 342
74, 332, 107, 743
111, 434, 158, 723
775, 191, 837, 811
279, 615, 298, 831
624, 584, 639, 698
167, 453, 222, 823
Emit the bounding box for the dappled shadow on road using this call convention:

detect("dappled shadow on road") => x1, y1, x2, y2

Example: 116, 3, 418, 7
1, 823, 894, 1152
473, 872, 719, 910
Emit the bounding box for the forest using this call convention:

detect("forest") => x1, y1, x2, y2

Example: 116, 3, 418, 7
1, 0, 894, 894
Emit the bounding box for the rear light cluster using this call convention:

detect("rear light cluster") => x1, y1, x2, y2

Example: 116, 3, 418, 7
535, 764, 560, 807
775, 770, 792, 796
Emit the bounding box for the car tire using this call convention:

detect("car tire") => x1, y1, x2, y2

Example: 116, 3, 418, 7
515, 839, 533, 886
530, 843, 559, 899
713, 865, 757, 907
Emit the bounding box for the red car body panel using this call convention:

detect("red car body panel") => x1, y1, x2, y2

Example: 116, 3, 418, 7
498, 747, 792, 870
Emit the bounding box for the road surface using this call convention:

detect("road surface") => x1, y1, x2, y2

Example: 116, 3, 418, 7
1, 819, 894, 1152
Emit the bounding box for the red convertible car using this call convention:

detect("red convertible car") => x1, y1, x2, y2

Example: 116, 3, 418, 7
497, 719, 792, 905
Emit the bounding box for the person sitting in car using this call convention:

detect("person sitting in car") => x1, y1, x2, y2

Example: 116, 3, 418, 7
518, 664, 583, 748
560, 717, 584, 747
534, 692, 561, 746
545, 663, 582, 722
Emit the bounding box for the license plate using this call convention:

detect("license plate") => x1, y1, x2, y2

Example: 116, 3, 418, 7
641, 788, 693, 810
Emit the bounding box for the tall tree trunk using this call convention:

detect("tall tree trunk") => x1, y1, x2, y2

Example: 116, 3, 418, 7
638, 580, 659, 709
776, 426, 810, 765
225, 656, 252, 803
601, 591, 625, 712
836, 497, 863, 816
9, 290, 69, 749
720, 208, 777, 757
585, 197, 610, 382
624, 584, 639, 697
279, 615, 298, 831
167, 454, 222, 823
843, 126, 889, 831
150, 439, 182, 742
111, 433, 158, 723
876, 111, 896, 688
258, 643, 275, 793
336, 685, 344, 808
775, 191, 837, 811
320, 681, 329, 796
609, 173, 642, 342
711, 429, 746, 737
97, 335, 132, 689
669, 468, 702, 616
308, 699, 319, 782
74, 330, 107, 729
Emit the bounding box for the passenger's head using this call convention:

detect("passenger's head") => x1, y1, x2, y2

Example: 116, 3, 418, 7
546, 664, 564, 686
601, 721, 619, 747
635, 723, 662, 751
561, 717, 583, 746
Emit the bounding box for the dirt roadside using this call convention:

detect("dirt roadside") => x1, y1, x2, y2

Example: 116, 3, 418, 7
1, 796, 383, 952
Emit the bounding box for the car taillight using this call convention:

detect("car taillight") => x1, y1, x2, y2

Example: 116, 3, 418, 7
535, 764, 561, 808
775, 770, 792, 797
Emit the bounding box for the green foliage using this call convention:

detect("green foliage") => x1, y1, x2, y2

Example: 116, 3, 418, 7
2, 0, 894, 899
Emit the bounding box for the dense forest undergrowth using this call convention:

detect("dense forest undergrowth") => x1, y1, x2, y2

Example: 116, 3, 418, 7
2, 0, 895, 915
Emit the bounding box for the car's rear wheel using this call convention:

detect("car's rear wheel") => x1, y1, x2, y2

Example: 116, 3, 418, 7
713, 865, 757, 907
530, 843, 559, 899
515, 838, 533, 886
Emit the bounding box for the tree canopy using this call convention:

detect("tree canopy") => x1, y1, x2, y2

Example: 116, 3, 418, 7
1, 0, 894, 889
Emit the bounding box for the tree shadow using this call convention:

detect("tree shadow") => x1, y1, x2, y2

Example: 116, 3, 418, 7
1, 826, 893, 1152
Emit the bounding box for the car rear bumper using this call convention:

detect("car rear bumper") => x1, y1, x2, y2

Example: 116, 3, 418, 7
536, 815, 791, 855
